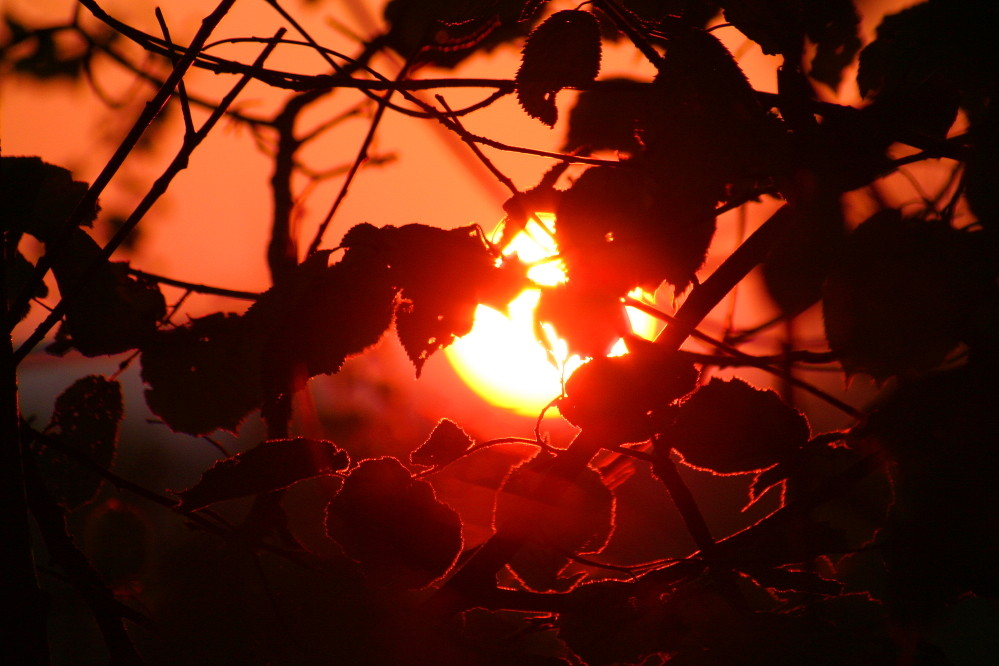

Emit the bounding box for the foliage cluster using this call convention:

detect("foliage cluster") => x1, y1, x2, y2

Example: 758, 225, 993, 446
3, 0, 999, 663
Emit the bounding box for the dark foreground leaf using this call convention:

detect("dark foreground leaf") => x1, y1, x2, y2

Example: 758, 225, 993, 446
659, 377, 810, 474
516, 10, 602, 126
494, 452, 614, 592
31, 375, 122, 508
410, 419, 474, 468
326, 457, 462, 589
176, 438, 350, 512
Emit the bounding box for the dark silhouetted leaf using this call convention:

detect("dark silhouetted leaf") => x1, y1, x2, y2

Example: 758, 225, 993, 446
48, 232, 166, 356
326, 457, 462, 589
176, 438, 350, 512
31, 375, 122, 508
141, 313, 261, 435
0, 156, 97, 241
342, 223, 518, 376
556, 165, 717, 293
761, 200, 847, 317
254, 249, 396, 400
410, 419, 473, 467
535, 282, 629, 359
494, 452, 614, 591
719, 0, 860, 89
822, 210, 991, 381
4, 248, 48, 322
660, 377, 810, 474
383, 0, 542, 69
562, 78, 653, 155
516, 10, 602, 126
643, 26, 782, 203
559, 341, 698, 443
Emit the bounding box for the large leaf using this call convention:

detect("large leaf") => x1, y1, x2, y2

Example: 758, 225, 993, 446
822, 210, 991, 381
558, 342, 698, 443
4, 248, 48, 323
658, 377, 810, 474
326, 457, 462, 589
31, 375, 123, 508
535, 281, 630, 359
176, 438, 350, 512
516, 10, 602, 126
342, 223, 526, 376
562, 77, 653, 155
761, 200, 847, 317
556, 164, 717, 293
494, 452, 615, 591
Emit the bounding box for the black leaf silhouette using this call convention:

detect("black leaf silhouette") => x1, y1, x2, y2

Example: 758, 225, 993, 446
342, 223, 523, 375
1, 155, 97, 241
516, 10, 602, 126
494, 452, 614, 591
4, 248, 48, 323
556, 164, 716, 292
141, 313, 261, 435
660, 377, 810, 475
410, 418, 473, 467
48, 233, 166, 356
563, 77, 652, 155
326, 457, 462, 589
31, 375, 122, 508
559, 341, 698, 443
822, 209, 991, 381
176, 438, 350, 512
535, 282, 629, 359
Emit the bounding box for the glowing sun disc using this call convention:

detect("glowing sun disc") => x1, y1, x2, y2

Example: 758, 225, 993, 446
445, 214, 662, 416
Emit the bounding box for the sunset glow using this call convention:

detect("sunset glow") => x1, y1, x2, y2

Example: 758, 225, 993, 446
446, 215, 662, 416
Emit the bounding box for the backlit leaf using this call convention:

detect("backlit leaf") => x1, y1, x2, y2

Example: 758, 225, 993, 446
562, 77, 652, 155
822, 210, 990, 381
410, 419, 473, 467
535, 282, 629, 359
0, 156, 97, 242
660, 377, 810, 474
326, 457, 462, 589
4, 248, 48, 322
342, 223, 516, 376
516, 10, 602, 126
31, 375, 122, 508
761, 200, 847, 317
556, 165, 716, 293
49, 233, 166, 356
141, 313, 261, 436
176, 438, 350, 512
494, 452, 614, 591
559, 341, 698, 443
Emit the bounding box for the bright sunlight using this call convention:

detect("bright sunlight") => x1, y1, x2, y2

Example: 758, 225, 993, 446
446, 214, 662, 416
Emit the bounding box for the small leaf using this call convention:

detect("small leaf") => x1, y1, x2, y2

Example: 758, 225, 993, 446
0, 156, 98, 241
410, 419, 473, 467
140, 313, 261, 435
176, 438, 350, 512
494, 452, 615, 592
516, 10, 602, 126
326, 457, 462, 589
660, 377, 810, 474
49, 234, 166, 356
31, 375, 122, 508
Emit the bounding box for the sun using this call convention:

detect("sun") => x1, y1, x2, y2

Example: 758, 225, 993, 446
445, 214, 662, 416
